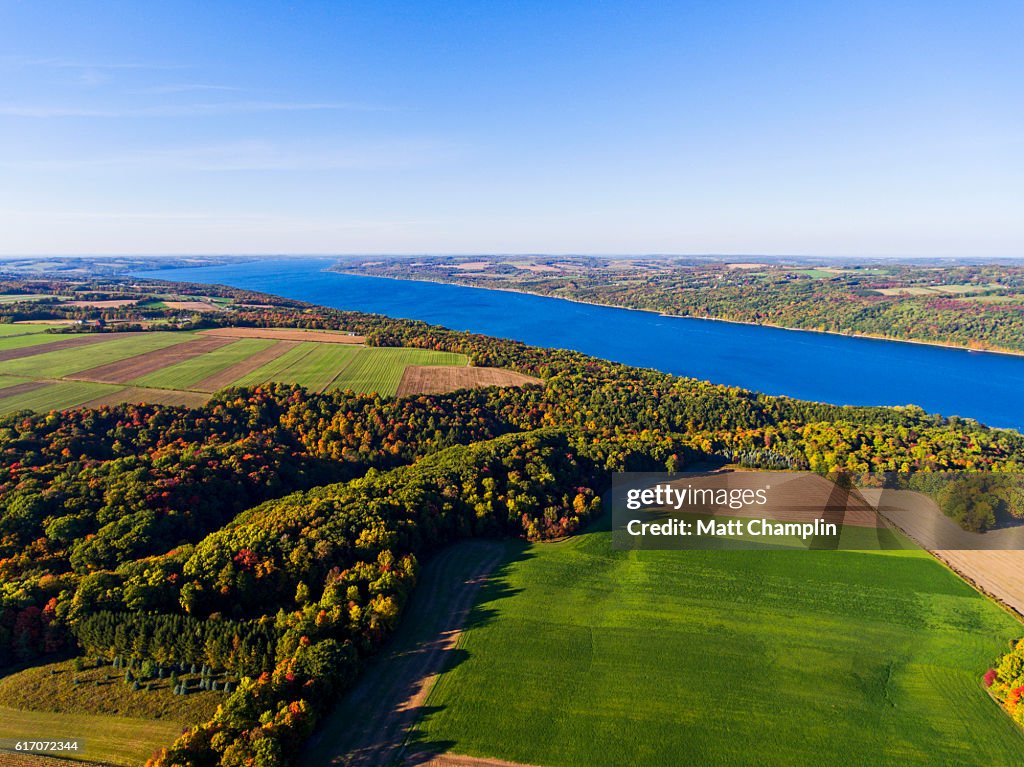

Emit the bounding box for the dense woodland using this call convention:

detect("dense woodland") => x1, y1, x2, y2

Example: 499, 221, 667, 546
339, 257, 1024, 354
3, 277, 1024, 764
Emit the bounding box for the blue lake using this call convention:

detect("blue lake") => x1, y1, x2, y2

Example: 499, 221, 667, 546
139, 257, 1024, 431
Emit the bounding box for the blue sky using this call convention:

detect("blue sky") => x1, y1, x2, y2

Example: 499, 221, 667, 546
1, 1, 1021, 256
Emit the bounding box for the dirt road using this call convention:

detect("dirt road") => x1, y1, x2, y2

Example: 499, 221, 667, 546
304, 541, 509, 767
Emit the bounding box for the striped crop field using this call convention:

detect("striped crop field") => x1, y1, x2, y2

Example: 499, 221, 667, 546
0, 333, 193, 380
131, 338, 276, 389
329, 348, 466, 395
0, 381, 123, 415
0, 328, 535, 414
232, 342, 363, 392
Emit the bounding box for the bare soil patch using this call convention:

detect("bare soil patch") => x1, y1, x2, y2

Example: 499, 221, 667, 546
0, 381, 50, 400
192, 340, 300, 391
396, 366, 541, 397
81, 387, 211, 409
0, 334, 124, 363
200, 327, 365, 343
68, 337, 233, 384
929, 550, 1024, 618
858, 488, 1024, 616
163, 301, 223, 312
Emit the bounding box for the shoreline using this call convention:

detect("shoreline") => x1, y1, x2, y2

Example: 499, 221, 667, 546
330, 268, 1024, 360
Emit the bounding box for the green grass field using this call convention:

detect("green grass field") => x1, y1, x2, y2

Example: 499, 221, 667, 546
0, 323, 48, 336
0, 322, 70, 340
0, 705, 182, 766
414, 523, 1024, 766
0, 332, 78, 353
0, 382, 123, 415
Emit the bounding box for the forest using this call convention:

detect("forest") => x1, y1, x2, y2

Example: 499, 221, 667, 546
3, 276, 1024, 764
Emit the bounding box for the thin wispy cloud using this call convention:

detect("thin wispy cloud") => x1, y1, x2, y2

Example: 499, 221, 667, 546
1, 138, 460, 172
0, 55, 186, 71
0, 208, 432, 236
129, 83, 244, 95
0, 101, 384, 118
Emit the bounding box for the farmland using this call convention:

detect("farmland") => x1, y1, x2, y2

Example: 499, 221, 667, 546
5, 280, 1024, 767
413, 523, 1024, 767
0, 705, 183, 766
339, 257, 1024, 354
0, 323, 536, 414
0, 322, 60, 335
0, 294, 54, 304
396, 365, 542, 397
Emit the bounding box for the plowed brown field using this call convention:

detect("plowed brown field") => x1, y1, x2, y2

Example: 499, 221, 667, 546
396, 366, 541, 397
0, 381, 50, 399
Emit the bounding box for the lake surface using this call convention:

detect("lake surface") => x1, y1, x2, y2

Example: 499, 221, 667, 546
139, 257, 1024, 431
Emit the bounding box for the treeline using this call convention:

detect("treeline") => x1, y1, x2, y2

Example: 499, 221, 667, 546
901, 473, 1024, 532
75, 612, 277, 677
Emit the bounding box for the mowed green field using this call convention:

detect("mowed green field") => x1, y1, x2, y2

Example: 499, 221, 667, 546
415, 525, 1024, 767
0, 323, 77, 339
0, 325, 469, 414
0, 382, 122, 414
0, 332, 85, 352
0, 705, 182, 766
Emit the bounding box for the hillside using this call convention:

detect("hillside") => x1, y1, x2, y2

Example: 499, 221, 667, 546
1, 280, 1024, 765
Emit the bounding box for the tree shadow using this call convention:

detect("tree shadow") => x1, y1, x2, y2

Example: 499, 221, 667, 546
462, 540, 531, 633
302, 538, 533, 767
